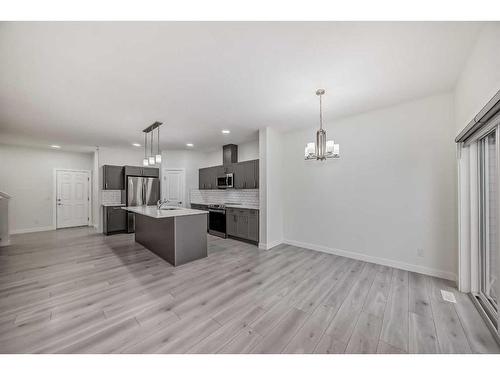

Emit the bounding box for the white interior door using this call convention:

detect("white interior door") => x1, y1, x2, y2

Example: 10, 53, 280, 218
56, 170, 89, 228
162, 169, 185, 207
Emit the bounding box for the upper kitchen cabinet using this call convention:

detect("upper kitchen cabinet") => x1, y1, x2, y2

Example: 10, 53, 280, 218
124, 166, 143, 176
199, 167, 217, 190
124, 166, 159, 178
234, 160, 259, 189
198, 159, 259, 190
232, 163, 245, 189
142, 167, 159, 178
103, 165, 124, 190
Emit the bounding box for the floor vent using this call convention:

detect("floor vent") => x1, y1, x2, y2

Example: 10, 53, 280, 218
441, 290, 457, 303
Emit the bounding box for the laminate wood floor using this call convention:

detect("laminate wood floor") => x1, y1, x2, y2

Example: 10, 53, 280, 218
0, 227, 498, 354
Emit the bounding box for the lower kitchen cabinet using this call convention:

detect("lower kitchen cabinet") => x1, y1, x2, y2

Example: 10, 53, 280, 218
103, 206, 127, 235
226, 208, 259, 243
226, 212, 237, 236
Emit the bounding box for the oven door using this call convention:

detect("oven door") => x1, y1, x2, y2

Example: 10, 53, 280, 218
208, 209, 226, 238
217, 176, 228, 189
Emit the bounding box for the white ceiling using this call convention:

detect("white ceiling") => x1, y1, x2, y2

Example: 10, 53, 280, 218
0, 22, 483, 152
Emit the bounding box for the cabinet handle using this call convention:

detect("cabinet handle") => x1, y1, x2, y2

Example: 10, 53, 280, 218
105, 182, 108, 189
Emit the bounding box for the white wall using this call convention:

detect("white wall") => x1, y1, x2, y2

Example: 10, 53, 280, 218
98, 146, 145, 167
201, 139, 259, 167
0, 144, 93, 233
455, 24, 500, 135
259, 130, 267, 247
280, 94, 457, 280
259, 128, 284, 249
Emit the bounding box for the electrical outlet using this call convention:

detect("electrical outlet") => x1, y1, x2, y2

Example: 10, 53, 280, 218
417, 248, 424, 257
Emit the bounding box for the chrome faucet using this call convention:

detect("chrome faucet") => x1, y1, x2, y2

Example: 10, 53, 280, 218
157, 199, 170, 209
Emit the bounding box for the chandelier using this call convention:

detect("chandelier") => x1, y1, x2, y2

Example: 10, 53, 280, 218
304, 89, 339, 161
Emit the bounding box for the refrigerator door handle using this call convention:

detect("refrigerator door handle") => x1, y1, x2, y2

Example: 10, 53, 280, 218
143, 179, 146, 206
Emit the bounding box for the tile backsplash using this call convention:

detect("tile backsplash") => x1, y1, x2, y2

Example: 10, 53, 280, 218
190, 189, 259, 207
101, 190, 122, 205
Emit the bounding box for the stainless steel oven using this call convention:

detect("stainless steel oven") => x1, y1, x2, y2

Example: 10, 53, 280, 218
216, 173, 233, 189
208, 204, 226, 238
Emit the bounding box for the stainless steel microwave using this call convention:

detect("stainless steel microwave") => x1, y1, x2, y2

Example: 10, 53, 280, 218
217, 173, 233, 189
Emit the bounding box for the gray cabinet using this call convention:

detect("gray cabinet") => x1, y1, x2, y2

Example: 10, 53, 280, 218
142, 167, 159, 177
124, 166, 159, 178
232, 160, 259, 189
232, 163, 245, 189
103, 165, 124, 190
199, 168, 209, 189
124, 166, 143, 177
236, 214, 249, 238
226, 211, 237, 236
248, 213, 259, 242
226, 208, 259, 243
199, 167, 218, 189
198, 159, 259, 190
103, 206, 127, 235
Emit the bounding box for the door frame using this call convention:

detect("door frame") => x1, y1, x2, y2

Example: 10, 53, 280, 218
52, 168, 92, 230
161, 168, 186, 207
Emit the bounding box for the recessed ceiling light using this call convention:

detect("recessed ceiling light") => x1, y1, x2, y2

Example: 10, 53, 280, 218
132, 143, 141, 147
222, 130, 230, 134
50, 145, 61, 149
186, 143, 194, 147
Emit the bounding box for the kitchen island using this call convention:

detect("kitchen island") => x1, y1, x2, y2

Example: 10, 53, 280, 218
122, 205, 208, 266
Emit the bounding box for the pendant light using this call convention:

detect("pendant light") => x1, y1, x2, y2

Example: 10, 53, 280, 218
143, 132, 149, 166
148, 130, 155, 165
304, 89, 340, 160
155, 125, 162, 164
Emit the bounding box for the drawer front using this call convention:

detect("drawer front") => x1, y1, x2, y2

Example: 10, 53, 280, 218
227, 208, 258, 216
191, 204, 208, 210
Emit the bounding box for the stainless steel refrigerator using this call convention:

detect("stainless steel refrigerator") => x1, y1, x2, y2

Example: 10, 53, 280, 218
126, 176, 160, 233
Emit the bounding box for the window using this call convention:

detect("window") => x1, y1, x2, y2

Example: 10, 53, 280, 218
478, 128, 499, 327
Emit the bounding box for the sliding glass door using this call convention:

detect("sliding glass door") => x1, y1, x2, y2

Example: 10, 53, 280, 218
478, 127, 499, 332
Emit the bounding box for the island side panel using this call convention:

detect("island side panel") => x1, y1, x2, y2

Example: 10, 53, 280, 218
135, 213, 176, 266
174, 214, 208, 266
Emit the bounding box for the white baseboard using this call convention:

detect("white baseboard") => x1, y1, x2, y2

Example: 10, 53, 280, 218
283, 238, 457, 281
11, 226, 55, 235
258, 239, 283, 250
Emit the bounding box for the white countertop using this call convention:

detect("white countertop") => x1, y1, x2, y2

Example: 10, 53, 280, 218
102, 203, 125, 207
190, 202, 259, 210
122, 205, 208, 219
